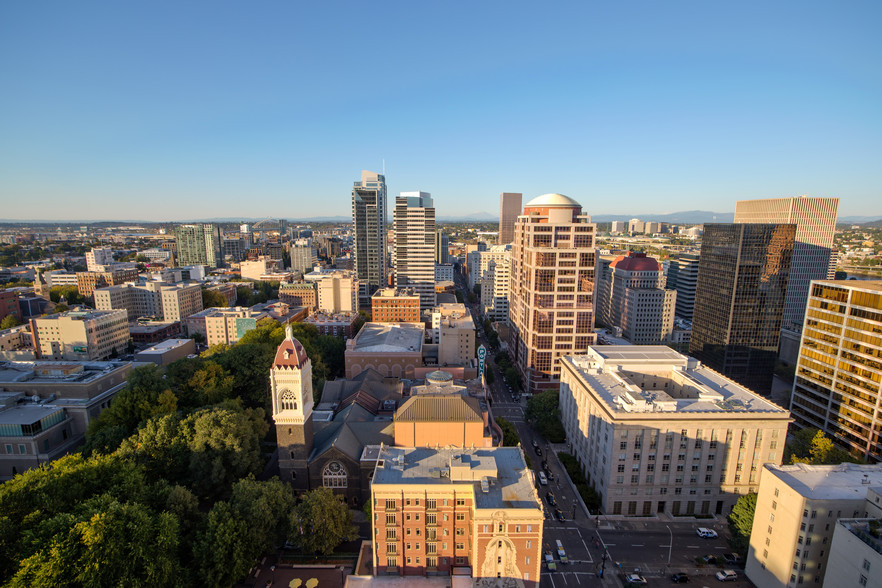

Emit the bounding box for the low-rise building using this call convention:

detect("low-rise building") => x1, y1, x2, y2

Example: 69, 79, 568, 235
278, 282, 318, 311
559, 346, 790, 516
184, 306, 270, 346
204, 283, 237, 307
345, 322, 425, 379
434, 263, 454, 283
0, 360, 132, 480
76, 268, 139, 298
304, 311, 360, 338
134, 338, 196, 366
746, 463, 882, 588
371, 288, 421, 323
31, 310, 129, 361
94, 281, 203, 322
371, 445, 543, 585
128, 320, 182, 344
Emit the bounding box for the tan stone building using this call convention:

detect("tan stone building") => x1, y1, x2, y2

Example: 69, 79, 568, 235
508, 193, 598, 394
185, 306, 269, 346
371, 445, 543, 586
31, 309, 129, 361
278, 282, 318, 312
430, 304, 476, 367
315, 270, 359, 314
559, 346, 790, 516
746, 463, 882, 588
94, 281, 203, 322
76, 268, 139, 298
371, 288, 421, 323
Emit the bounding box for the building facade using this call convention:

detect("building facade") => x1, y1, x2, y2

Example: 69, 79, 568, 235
689, 223, 795, 395
174, 224, 223, 268
508, 193, 598, 394
94, 281, 203, 322
315, 270, 358, 314
278, 282, 318, 311
468, 245, 511, 290
745, 463, 882, 588
371, 445, 543, 586
394, 191, 437, 309
597, 252, 676, 345
559, 347, 790, 516
481, 254, 512, 324
826, 518, 882, 588
498, 192, 523, 245
31, 310, 130, 361
185, 306, 268, 346
371, 288, 421, 323
85, 246, 114, 271
734, 196, 839, 332
789, 280, 882, 462
352, 171, 388, 305
76, 268, 140, 298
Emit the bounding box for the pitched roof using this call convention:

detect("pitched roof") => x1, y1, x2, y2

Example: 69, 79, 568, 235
394, 395, 483, 423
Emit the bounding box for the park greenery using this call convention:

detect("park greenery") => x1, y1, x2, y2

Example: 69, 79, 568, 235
558, 453, 601, 513
0, 321, 354, 587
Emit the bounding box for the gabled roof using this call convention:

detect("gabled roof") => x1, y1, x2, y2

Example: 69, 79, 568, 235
394, 395, 483, 423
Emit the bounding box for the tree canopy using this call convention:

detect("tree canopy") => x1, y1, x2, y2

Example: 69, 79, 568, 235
525, 390, 566, 443
728, 492, 757, 557
786, 428, 863, 465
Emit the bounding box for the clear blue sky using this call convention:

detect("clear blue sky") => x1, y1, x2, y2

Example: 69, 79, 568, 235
1, 1, 879, 221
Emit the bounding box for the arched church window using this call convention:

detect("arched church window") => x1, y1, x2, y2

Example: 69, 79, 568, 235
280, 390, 297, 411
323, 461, 348, 488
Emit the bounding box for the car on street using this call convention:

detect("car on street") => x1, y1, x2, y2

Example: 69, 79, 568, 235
555, 540, 568, 564
701, 555, 718, 564
535, 446, 542, 456
538, 471, 548, 486
554, 508, 565, 522
671, 572, 690, 583
715, 570, 738, 582
545, 492, 556, 506
544, 550, 557, 571
625, 573, 647, 585
697, 527, 718, 538
545, 470, 555, 482
722, 553, 742, 565
531, 440, 539, 448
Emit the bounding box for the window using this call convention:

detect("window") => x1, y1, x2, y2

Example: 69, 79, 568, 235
322, 461, 347, 488
456, 498, 465, 506
280, 389, 298, 411
863, 559, 871, 572
456, 513, 465, 521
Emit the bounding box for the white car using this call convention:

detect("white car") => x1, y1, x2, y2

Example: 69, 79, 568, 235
697, 527, 718, 538
625, 573, 647, 585
716, 570, 738, 581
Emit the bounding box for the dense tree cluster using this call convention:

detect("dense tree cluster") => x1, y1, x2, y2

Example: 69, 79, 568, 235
785, 427, 864, 465
727, 492, 756, 557
0, 321, 353, 587
525, 390, 566, 443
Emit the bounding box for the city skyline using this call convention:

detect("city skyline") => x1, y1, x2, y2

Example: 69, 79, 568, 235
1, 2, 880, 221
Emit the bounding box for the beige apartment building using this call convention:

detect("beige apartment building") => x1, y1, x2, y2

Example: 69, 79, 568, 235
94, 281, 203, 322
481, 253, 511, 324
559, 346, 791, 516
371, 445, 543, 586
31, 310, 129, 361
508, 193, 598, 394
278, 282, 317, 311
315, 270, 358, 314
826, 517, 882, 588
746, 463, 882, 588
76, 268, 139, 298
790, 280, 882, 462
185, 306, 269, 346
431, 303, 476, 367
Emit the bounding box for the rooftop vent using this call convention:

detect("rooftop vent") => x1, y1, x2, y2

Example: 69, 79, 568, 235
480, 477, 490, 493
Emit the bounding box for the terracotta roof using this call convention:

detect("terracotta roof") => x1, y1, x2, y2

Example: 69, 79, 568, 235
394, 395, 483, 423
610, 252, 661, 273
273, 329, 309, 369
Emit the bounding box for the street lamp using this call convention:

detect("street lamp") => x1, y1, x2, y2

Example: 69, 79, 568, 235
666, 525, 673, 566
599, 550, 608, 578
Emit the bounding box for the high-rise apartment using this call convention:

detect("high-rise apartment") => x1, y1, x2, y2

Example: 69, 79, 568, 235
393, 191, 436, 309
434, 229, 449, 264
690, 223, 795, 395
498, 192, 522, 245
174, 224, 223, 268
468, 245, 511, 290
734, 197, 839, 332
352, 171, 388, 305
481, 255, 512, 324
668, 253, 700, 320
85, 246, 114, 272
559, 347, 790, 516
508, 193, 598, 394
289, 238, 317, 275
790, 280, 882, 462
597, 252, 676, 345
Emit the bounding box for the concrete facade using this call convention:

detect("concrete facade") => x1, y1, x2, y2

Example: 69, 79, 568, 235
31, 309, 129, 361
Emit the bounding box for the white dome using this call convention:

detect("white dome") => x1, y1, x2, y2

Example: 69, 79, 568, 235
524, 193, 581, 208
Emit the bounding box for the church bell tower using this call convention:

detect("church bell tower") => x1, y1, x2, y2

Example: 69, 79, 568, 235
271, 325, 314, 490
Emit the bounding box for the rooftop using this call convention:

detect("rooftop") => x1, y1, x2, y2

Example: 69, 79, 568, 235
0, 360, 129, 385
766, 463, 882, 501
838, 518, 882, 556
372, 446, 541, 511
610, 251, 662, 273
561, 346, 788, 415
523, 193, 581, 208
137, 339, 193, 354
814, 279, 882, 293
350, 322, 424, 353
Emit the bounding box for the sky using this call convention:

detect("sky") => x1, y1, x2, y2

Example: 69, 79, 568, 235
1, 1, 880, 221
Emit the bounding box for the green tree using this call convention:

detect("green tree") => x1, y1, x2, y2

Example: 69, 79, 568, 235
525, 390, 566, 443
194, 501, 251, 588
496, 417, 520, 447
229, 476, 296, 556
288, 488, 357, 555
787, 428, 863, 465
728, 493, 757, 557
51, 303, 69, 314
201, 287, 229, 309
0, 315, 20, 329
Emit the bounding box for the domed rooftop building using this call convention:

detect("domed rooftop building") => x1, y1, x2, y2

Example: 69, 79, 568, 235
523, 193, 583, 224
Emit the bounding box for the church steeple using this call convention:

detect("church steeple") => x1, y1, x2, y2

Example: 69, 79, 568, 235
270, 325, 314, 489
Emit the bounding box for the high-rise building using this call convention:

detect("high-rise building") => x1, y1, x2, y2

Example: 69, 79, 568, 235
790, 280, 882, 462
371, 445, 543, 585
559, 347, 790, 516
734, 196, 839, 331
745, 463, 882, 588
468, 245, 511, 290
508, 193, 598, 394
434, 229, 449, 264
597, 252, 676, 345
352, 171, 388, 305
174, 224, 223, 268
689, 223, 795, 395
610, 220, 626, 234
629, 218, 644, 235
668, 253, 700, 320
481, 254, 511, 324
498, 192, 522, 245
315, 270, 359, 314
289, 238, 317, 275
393, 191, 436, 309
85, 247, 114, 272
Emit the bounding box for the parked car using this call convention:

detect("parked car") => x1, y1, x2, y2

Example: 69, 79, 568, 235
544, 550, 557, 571
545, 492, 556, 506
722, 553, 742, 565
554, 508, 566, 522
715, 570, 738, 582
531, 440, 539, 448
535, 446, 542, 456
546, 470, 555, 482
556, 540, 568, 564
701, 554, 718, 564
538, 471, 548, 485
625, 573, 648, 585
671, 572, 690, 583
697, 527, 718, 538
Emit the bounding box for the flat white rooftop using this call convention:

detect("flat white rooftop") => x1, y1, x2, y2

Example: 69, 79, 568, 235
766, 463, 882, 501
